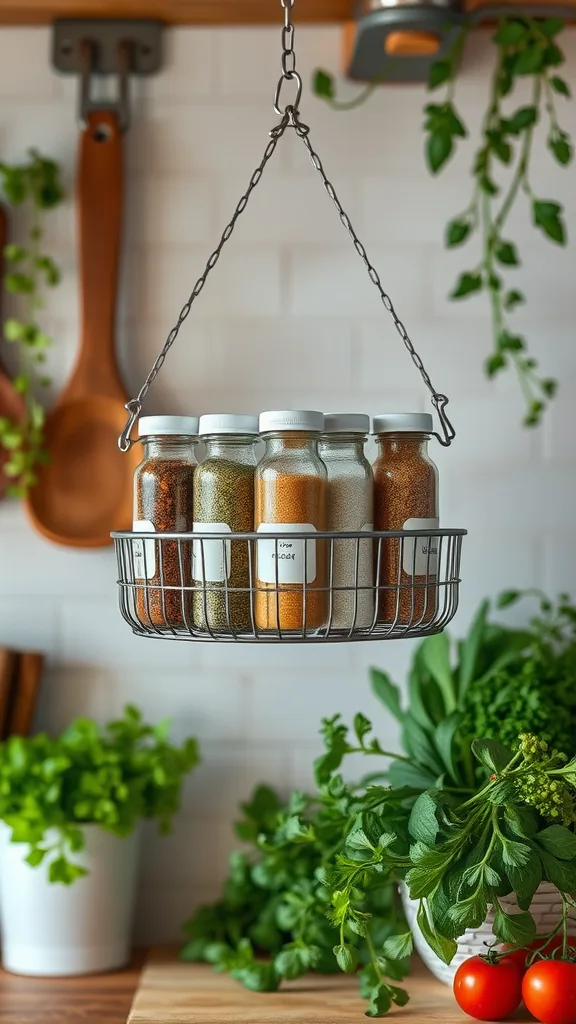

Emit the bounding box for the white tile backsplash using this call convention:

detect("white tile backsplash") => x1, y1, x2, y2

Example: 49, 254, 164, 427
0, 24, 574, 943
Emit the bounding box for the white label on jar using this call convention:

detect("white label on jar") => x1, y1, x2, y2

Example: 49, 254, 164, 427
257, 524, 317, 585
403, 517, 440, 576
133, 521, 156, 580
192, 523, 232, 583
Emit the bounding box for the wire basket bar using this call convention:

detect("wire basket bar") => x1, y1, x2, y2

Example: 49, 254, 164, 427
112, 528, 465, 643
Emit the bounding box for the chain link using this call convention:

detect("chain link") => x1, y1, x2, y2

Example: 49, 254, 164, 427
119, 0, 455, 452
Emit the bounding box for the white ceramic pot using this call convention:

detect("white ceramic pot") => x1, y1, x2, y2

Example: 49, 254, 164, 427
0, 824, 140, 977
400, 882, 576, 986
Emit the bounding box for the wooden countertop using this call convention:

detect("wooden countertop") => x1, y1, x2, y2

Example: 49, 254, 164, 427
128, 948, 533, 1024
0, 951, 145, 1024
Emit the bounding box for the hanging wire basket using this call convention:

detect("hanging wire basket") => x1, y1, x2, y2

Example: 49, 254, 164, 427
113, 0, 467, 644
112, 527, 464, 643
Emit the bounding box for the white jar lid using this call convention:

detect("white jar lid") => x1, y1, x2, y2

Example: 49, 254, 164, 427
372, 413, 433, 434
138, 415, 199, 437
259, 410, 324, 433
199, 413, 259, 436
324, 413, 370, 434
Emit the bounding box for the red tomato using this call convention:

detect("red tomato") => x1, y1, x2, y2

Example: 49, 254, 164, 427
453, 955, 523, 1021
502, 936, 576, 974
522, 960, 576, 1024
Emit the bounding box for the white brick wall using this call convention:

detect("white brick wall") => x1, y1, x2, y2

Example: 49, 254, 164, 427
0, 26, 575, 943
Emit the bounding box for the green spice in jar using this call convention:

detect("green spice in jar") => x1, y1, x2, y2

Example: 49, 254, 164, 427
193, 414, 259, 633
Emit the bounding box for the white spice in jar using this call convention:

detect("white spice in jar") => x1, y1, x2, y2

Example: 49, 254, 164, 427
318, 414, 374, 630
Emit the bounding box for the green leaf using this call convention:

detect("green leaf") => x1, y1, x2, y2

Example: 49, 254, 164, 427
539, 17, 565, 37
451, 272, 482, 299
370, 668, 404, 723
387, 759, 438, 791
486, 351, 506, 376
505, 106, 538, 134
5, 273, 34, 294
549, 136, 573, 166
503, 289, 525, 311
533, 199, 566, 245
365, 984, 392, 1018
513, 47, 543, 76
419, 633, 456, 714
498, 331, 525, 353
426, 132, 453, 174
409, 792, 439, 846
551, 75, 571, 97
445, 219, 471, 248
537, 825, 576, 861
493, 21, 528, 46
348, 828, 376, 852
541, 378, 557, 398
501, 837, 532, 869
313, 70, 335, 101
493, 904, 536, 947
495, 241, 520, 266
416, 901, 457, 964
354, 712, 372, 747
428, 60, 451, 90
333, 943, 358, 974
458, 598, 490, 696
401, 716, 444, 776
389, 986, 410, 1008
25, 847, 47, 867
539, 851, 576, 891
434, 714, 460, 781
3, 318, 26, 341
472, 738, 514, 773
381, 932, 413, 961
508, 854, 542, 911
3, 243, 25, 262
274, 947, 306, 980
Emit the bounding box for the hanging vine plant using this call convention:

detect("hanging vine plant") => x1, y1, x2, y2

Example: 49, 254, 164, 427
314, 16, 574, 427
0, 150, 64, 496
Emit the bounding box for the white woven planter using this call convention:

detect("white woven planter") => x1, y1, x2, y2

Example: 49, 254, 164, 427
400, 882, 576, 986
0, 824, 140, 977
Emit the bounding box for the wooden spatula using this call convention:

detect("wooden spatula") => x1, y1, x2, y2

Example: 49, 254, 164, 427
25, 110, 140, 547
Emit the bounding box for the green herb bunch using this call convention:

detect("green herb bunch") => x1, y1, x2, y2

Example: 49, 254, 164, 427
427, 17, 573, 425
0, 704, 199, 884
0, 149, 64, 496
402, 735, 576, 963
182, 716, 416, 1016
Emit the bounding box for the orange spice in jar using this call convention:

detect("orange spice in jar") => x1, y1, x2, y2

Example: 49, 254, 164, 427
133, 416, 198, 630
255, 411, 327, 633
372, 413, 439, 628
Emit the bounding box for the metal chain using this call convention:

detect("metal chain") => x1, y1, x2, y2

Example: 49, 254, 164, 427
274, 0, 302, 116
289, 109, 455, 447
118, 113, 292, 451
119, 0, 455, 451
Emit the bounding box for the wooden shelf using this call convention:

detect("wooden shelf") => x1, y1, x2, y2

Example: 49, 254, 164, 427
0, 0, 352, 26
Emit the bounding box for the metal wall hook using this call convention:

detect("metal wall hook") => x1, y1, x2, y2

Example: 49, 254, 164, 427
78, 37, 132, 133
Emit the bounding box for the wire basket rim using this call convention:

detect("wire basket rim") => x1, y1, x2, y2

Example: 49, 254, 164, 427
112, 527, 468, 541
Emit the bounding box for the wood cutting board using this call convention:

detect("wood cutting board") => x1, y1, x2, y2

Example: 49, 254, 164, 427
127, 948, 534, 1023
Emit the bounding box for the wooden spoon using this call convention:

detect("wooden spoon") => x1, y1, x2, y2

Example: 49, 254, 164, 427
26, 110, 139, 548
0, 648, 18, 740
0, 203, 27, 498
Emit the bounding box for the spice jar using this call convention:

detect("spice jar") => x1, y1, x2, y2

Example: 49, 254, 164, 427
372, 413, 439, 627
193, 414, 259, 633
133, 416, 198, 630
318, 413, 374, 631
255, 411, 327, 632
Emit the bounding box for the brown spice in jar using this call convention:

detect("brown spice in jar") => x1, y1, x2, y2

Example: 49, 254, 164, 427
134, 458, 194, 630
373, 434, 438, 627
255, 473, 327, 632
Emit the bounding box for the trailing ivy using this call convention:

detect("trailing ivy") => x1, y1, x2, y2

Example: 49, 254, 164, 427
0, 149, 64, 496
313, 17, 574, 427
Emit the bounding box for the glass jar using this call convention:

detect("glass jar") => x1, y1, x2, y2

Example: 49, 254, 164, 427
193, 414, 259, 633
372, 413, 439, 627
133, 415, 198, 630
318, 413, 374, 631
255, 410, 327, 632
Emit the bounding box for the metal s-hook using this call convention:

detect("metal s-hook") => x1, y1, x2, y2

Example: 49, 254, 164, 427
78, 36, 132, 133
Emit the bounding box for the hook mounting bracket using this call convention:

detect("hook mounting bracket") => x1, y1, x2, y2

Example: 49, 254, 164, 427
52, 19, 163, 76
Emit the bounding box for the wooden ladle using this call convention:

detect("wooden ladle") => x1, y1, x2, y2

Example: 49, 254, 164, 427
0, 203, 27, 498
26, 111, 139, 547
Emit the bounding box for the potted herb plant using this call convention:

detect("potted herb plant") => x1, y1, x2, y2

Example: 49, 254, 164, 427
0, 704, 199, 977
183, 590, 576, 1016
